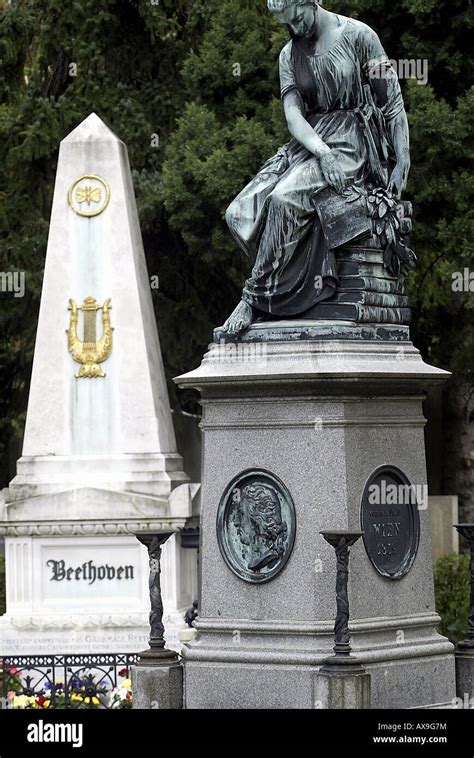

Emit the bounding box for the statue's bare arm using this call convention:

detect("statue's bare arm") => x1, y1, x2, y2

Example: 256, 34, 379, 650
282, 89, 330, 157
282, 89, 347, 193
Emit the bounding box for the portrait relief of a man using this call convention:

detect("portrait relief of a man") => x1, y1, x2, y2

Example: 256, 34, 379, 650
232, 482, 288, 572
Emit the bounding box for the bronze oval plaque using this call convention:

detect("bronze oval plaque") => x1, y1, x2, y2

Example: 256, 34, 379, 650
360, 466, 421, 580
217, 469, 296, 584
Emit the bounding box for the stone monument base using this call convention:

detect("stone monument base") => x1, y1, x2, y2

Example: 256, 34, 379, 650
0, 611, 192, 656
0, 615, 149, 656
214, 319, 410, 344
132, 663, 183, 709
455, 644, 474, 703
183, 618, 454, 709
176, 332, 456, 709
315, 662, 371, 709
0, 485, 199, 656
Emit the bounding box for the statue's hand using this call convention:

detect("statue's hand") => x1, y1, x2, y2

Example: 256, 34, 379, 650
388, 161, 410, 199
319, 151, 347, 194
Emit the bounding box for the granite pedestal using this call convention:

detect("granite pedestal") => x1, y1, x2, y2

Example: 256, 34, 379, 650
176, 326, 456, 709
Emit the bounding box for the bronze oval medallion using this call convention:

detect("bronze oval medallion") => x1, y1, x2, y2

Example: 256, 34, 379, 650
217, 469, 296, 584
361, 466, 421, 580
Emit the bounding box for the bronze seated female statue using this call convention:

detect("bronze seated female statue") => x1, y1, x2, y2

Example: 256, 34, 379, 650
220, 0, 415, 337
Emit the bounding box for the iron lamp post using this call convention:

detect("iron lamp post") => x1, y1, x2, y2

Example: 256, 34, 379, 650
135, 532, 179, 667
320, 530, 364, 668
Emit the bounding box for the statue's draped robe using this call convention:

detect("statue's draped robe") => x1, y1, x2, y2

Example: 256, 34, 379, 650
225, 17, 405, 316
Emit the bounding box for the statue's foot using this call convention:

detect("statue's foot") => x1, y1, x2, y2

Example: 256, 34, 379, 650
221, 300, 254, 335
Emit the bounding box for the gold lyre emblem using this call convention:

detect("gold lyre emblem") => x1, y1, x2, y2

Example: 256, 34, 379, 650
75, 186, 102, 206
67, 297, 113, 378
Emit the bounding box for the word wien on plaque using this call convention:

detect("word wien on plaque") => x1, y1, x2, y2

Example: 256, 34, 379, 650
360, 465, 421, 580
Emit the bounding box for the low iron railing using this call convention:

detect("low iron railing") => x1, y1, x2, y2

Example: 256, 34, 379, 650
0, 653, 138, 709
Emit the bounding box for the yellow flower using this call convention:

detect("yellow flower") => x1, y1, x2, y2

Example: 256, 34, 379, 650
121, 679, 131, 690
12, 695, 36, 709
84, 696, 100, 705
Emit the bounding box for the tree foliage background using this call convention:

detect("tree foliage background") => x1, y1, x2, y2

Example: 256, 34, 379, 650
0, 0, 472, 507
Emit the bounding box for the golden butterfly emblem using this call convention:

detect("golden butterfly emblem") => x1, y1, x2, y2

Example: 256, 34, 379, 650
75, 186, 102, 206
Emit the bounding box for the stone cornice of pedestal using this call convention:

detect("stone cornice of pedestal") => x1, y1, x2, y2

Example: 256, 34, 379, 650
8, 453, 190, 502
0, 613, 150, 630
174, 339, 450, 397
191, 611, 444, 635
183, 612, 453, 666
0, 484, 200, 535
0, 521, 194, 538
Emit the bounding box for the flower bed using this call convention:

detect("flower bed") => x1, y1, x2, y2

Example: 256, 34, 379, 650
1, 655, 137, 709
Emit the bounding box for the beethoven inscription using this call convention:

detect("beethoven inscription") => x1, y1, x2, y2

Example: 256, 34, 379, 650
217, 469, 296, 584
47, 559, 134, 584
361, 466, 420, 579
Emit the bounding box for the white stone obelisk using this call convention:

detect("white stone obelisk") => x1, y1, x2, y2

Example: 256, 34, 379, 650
0, 114, 199, 655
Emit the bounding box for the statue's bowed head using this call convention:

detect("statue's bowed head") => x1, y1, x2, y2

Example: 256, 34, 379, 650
267, 0, 319, 11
